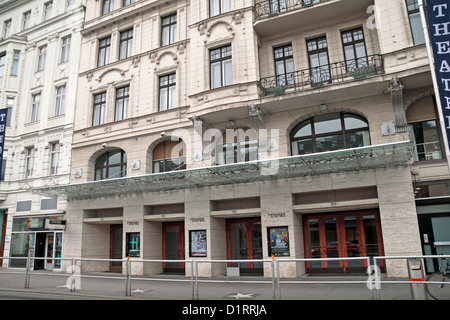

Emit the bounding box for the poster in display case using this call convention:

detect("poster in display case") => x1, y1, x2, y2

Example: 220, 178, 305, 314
267, 226, 290, 257
189, 230, 207, 257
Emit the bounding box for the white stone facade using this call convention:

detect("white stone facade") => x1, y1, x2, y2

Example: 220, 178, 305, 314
0, 0, 85, 268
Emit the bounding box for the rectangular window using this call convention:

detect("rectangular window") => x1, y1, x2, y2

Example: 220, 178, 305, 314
210, 45, 232, 89
102, 0, 114, 15
50, 143, 60, 175
26, 148, 35, 178
307, 36, 330, 84
31, 93, 41, 123
6, 98, 13, 126
210, 0, 230, 17
3, 19, 11, 38
67, 0, 76, 11
159, 74, 176, 111
123, 0, 135, 6
98, 36, 111, 67
274, 44, 295, 86
44, 2, 53, 21
60, 35, 71, 63
11, 50, 20, 76
119, 29, 133, 60
161, 14, 177, 46
115, 86, 129, 121
341, 28, 368, 73
37, 45, 47, 71
55, 85, 66, 116
0, 52, 5, 77
93, 92, 106, 126
406, 0, 425, 45
1, 150, 7, 181
23, 11, 31, 30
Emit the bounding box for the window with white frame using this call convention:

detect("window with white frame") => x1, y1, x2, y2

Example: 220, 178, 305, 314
67, 0, 76, 11
60, 35, 71, 63
6, 97, 13, 126
102, 0, 114, 15
26, 147, 35, 178
37, 45, 47, 71
0, 52, 5, 77
55, 85, 66, 116
3, 19, 11, 38
23, 11, 31, 30
31, 93, 41, 123
50, 143, 60, 175
11, 50, 20, 76
44, 2, 53, 21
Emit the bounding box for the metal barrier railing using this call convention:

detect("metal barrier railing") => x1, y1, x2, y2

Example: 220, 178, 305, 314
194, 259, 277, 300
1, 255, 449, 300
276, 256, 372, 300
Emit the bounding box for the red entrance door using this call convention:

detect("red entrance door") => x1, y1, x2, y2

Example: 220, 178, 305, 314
226, 218, 263, 274
110, 225, 123, 271
303, 210, 385, 273
163, 222, 185, 273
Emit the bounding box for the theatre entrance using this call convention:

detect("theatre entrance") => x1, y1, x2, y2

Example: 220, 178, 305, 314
303, 210, 385, 273
163, 222, 185, 274
226, 218, 263, 275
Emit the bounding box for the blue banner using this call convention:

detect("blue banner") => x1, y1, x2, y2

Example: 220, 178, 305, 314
426, 0, 450, 152
0, 108, 7, 181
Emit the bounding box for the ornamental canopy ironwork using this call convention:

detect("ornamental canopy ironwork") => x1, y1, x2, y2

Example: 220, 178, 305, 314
33, 141, 413, 201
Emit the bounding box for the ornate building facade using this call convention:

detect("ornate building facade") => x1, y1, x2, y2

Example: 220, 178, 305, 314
30, 0, 450, 277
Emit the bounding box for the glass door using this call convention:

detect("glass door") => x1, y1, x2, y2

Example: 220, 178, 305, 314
163, 222, 185, 273
227, 218, 263, 274
304, 211, 384, 273
45, 233, 54, 270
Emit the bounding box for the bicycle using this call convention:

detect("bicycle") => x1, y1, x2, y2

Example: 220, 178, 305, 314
426, 257, 450, 300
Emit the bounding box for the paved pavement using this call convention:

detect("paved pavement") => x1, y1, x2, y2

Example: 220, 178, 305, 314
0, 268, 426, 301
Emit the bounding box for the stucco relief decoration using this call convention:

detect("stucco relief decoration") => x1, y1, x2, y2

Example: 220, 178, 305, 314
205, 20, 233, 37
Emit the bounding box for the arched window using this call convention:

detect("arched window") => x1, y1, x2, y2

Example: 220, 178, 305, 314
407, 96, 443, 161
153, 139, 186, 173
95, 149, 127, 180
290, 113, 370, 155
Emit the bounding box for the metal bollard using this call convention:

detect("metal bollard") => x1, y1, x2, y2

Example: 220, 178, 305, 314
407, 258, 428, 300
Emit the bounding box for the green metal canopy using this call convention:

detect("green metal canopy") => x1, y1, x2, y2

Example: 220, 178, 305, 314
33, 141, 413, 201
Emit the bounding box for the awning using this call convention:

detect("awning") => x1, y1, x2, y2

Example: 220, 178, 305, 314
33, 141, 413, 201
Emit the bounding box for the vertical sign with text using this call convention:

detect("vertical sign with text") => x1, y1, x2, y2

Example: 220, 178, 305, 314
426, 0, 450, 152
0, 109, 8, 182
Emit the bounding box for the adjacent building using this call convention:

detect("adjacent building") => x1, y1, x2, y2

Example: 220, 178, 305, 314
19, 0, 450, 278
0, 0, 85, 269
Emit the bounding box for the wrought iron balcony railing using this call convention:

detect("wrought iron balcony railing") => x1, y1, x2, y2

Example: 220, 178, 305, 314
259, 54, 384, 97
253, 0, 330, 21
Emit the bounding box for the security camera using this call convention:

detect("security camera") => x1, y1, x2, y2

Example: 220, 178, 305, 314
102, 143, 108, 148
160, 132, 166, 137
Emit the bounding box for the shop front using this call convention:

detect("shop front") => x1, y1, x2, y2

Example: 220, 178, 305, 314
9, 215, 64, 270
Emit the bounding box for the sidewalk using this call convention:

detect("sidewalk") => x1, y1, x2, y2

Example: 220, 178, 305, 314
0, 269, 418, 300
